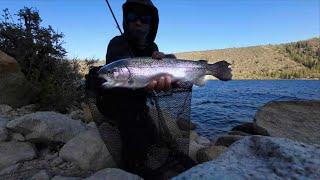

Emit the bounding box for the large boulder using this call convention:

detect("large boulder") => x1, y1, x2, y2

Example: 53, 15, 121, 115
6, 111, 87, 143
173, 136, 320, 180
0, 50, 19, 74
0, 141, 36, 170
59, 123, 116, 171
84, 168, 142, 180
0, 51, 35, 108
255, 100, 320, 145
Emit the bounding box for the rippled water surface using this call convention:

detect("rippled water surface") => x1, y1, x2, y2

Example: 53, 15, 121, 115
191, 80, 320, 138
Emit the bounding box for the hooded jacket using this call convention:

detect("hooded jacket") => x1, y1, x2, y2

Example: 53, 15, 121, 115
98, 1, 161, 174
105, 0, 159, 64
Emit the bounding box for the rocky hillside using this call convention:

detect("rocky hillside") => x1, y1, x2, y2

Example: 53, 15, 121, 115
175, 37, 319, 79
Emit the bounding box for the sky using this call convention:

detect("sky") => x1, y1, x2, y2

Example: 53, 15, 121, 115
0, 0, 319, 60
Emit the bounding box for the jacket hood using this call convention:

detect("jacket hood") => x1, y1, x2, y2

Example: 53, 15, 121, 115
122, 0, 159, 44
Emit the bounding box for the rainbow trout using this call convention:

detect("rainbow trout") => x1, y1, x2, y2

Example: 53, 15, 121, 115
98, 58, 232, 89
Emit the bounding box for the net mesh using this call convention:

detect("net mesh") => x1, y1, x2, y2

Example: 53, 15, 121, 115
85, 69, 195, 179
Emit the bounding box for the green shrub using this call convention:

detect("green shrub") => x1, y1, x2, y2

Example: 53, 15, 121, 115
0, 7, 83, 113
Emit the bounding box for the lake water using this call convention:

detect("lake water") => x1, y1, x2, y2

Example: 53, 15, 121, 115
191, 80, 320, 139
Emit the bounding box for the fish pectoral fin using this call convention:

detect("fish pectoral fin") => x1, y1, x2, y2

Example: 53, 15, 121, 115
194, 76, 206, 87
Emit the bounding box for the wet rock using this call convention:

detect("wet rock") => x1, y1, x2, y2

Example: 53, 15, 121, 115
231, 122, 269, 136
196, 145, 228, 163
0, 51, 36, 108
173, 136, 320, 180
255, 100, 320, 145
59, 125, 116, 171
0, 141, 36, 169
84, 168, 142, 180
6, 111, 87, 143
30, 170, 50, 180
214, 135, 244, 147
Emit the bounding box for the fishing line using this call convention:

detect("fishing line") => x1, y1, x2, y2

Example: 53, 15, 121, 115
105, 0, 123, 35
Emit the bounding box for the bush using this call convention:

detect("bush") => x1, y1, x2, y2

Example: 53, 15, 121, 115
0, 7, 83, 113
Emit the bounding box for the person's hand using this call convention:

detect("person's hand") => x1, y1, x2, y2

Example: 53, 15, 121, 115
152, 51, 166, 59
145, 75, 172, 92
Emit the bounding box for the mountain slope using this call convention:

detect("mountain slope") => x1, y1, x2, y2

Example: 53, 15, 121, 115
174, 37, 319, 79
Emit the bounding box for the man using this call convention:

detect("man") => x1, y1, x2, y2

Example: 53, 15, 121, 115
106, 0, 172, 91
95, 0, 182, 177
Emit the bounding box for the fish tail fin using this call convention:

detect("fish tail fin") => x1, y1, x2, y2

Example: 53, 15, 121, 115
207, 60, 232, 81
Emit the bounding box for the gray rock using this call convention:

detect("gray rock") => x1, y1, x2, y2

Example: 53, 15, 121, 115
11, 133, 25, 142
86, 122, 97, 129
69, 110, 84, 121
30, 170, 50, 180
196, 145, 227, 163
255, 100, 320, 145
190, 130, 200, 142
51, 176, 81, 180
231, 122, 269, 136
0, 141, 36, 169
214, 135, 244, 147
45, 152, 58, 161
0, 117, 8, 142
189, 140, 205, 162
59, 126, 116, 171
173, 136, 320, 180
0, 163, 20, 176
51, 157, 64, 167
0, 104, 13, 116
15, 104, 38, 116
195, 136, 211, 147
84, 168, 142, 180
6, 111, 87, 143
228, 130, 251, 136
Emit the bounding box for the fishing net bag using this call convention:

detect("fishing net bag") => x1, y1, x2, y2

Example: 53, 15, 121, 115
85, 67, 195, 178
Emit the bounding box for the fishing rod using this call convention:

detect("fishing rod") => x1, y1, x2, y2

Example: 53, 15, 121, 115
105, 0, 123, 35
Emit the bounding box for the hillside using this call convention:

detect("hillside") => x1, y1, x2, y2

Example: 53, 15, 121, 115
174, 37, 319, 79
80, 37, 319, 80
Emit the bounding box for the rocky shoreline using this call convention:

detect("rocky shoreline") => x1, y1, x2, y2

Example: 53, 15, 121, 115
1, 50, 319, 179
0, 100, 319, 179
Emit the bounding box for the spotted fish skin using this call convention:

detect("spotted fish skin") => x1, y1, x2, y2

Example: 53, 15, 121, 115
98, 57, 232, 89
